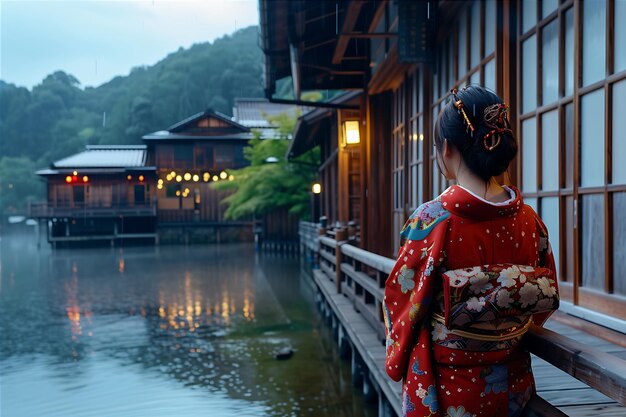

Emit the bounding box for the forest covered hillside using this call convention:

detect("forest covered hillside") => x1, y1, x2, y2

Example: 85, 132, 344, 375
0, 26, 264, 215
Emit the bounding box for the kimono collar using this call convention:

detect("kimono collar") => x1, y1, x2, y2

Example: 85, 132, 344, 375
440, 185, 523, 220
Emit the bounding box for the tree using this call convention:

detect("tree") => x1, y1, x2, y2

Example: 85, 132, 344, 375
0, 157, 44, 216
212, 113, 319, 220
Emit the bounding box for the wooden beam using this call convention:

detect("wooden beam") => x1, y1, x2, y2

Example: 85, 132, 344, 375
332, 1, 364, 65
300, 63, 366, 76
341, 32, 398, 39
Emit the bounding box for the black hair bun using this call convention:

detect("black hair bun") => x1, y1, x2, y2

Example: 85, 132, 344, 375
435, 85, 518, 182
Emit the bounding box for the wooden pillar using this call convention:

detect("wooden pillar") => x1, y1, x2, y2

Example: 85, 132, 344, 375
351, 349, 364, 387
367, 92, 393, 257
338, 325, 352, 360
362, 372, 378, 404
36, 219, 41, 249
500, 0, 519, 187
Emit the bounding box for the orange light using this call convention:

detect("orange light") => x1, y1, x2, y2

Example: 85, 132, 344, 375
139, 175, 144, 182
127, 175, 132, 180
82, 176, 89, 183
65, 176, 72, 183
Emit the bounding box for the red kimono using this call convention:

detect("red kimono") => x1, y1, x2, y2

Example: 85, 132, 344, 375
383, 185, 558, 417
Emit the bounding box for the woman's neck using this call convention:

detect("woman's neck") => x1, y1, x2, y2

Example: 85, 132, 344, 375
455, 173, 508, 203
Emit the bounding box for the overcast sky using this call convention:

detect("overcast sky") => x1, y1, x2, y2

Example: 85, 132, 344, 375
0, 0, 259, 90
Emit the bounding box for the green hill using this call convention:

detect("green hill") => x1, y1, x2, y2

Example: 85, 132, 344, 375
0, 26, 263, 216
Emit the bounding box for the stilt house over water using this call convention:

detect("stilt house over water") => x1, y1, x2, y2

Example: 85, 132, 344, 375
31, 145, 158, 245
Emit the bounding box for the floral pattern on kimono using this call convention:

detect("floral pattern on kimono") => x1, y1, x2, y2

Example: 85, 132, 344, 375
383, 185, 558, 417
383, 197, 449, 415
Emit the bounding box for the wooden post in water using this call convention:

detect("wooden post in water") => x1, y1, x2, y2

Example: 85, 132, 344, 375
362, 371, 378, 404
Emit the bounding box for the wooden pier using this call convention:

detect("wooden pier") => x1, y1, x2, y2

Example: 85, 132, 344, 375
299, 221, 626, 417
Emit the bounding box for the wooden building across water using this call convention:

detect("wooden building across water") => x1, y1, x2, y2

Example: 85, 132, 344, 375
31, 145, 158, 245
32, 102, 302, 246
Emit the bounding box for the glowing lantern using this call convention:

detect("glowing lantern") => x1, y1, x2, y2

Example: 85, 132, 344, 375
184, 173, 191, 181
312, 183, 322, 194
157, 184, 163, 190
192, 174, 199, 182
65, 176, 72, 183
139, 175, 144, 182
212, 175, 218, 181
176, 190, 181, 197
228, 175, 234, 181
343, 120, 360, 145
176, 175, 182, 182
73, 171, 78, 176
127, 175, 132, 180
82, 176, 89, 183
170, 171, 176, 177
219, 171, 227, 179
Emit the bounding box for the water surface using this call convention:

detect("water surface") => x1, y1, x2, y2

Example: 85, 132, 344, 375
0, 231, 374, 417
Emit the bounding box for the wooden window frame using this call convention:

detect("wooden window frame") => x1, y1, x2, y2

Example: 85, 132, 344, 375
516, 0, 626, 319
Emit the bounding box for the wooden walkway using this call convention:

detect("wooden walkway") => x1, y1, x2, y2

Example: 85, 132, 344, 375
313, 268, 626, 416
534, 319, 625, 416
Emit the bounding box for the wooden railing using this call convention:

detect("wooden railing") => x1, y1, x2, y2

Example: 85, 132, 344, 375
29, 202, 156, 218
310, 230, 626, 416
298, 221, 319, 252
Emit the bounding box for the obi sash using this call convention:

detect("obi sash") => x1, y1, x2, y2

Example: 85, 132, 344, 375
438, 264, 559, 340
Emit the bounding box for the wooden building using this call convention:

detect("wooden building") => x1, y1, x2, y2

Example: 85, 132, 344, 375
142, 109, 251, 229
260, 0, 626, 328
32, 145, 158, 245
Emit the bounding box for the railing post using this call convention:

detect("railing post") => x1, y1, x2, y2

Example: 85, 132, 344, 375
335, 228, 348, 294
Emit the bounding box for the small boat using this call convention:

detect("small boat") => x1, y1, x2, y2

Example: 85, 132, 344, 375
8, 216, 26, 224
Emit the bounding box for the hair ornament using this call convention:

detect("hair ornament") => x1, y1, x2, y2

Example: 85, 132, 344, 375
450, 88, 475, 136
482, 103, 513, 151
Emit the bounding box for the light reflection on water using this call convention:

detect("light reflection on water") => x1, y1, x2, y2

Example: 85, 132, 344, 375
0, 231, 375, 417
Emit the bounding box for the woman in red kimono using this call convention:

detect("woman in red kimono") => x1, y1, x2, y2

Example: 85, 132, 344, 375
383, 86, 559, 417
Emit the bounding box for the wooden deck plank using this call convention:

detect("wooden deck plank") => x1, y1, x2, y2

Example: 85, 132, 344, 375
538, 387, 616, 406
557, 402, 625, 416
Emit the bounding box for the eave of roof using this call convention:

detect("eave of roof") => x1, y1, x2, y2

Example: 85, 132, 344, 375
167, 109, 250, 133
287, 91, 362, 158
52, 147, 148, 169
142, 132, 254, 141
36, 166, 157, 176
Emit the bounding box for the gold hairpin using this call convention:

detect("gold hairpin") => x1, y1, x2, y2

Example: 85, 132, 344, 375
450, 88, 475, 134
